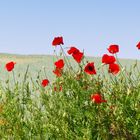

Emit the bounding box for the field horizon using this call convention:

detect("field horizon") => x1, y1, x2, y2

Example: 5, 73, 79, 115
0, 52, 140, 61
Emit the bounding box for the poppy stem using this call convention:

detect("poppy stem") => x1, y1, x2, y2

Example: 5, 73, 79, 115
115, 54, 123, 68
43, 66, 53, 89
12, 70, 16, 85
60, 45, 75, 74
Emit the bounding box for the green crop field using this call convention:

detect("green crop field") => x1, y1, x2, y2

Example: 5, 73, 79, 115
0, 53, 139, 83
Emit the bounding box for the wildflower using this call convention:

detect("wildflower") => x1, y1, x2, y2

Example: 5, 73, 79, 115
102, 54, 116, 64
72, 51, 83, 63
67, 47, 79, 55
109, 63, 120, 75
52, 36, 64, 46
84, 62, 96, 75
41, 79, 49, 87
54, 86, 56, 91
54, 59, 65, 69
53, 67, 63, 77
108, 45, 119, 54
54, 85, 62, 92
5, 61, 16, 72
136, 42, 140, 49
91, 93, 107, 104
67, 47, 83, 63
59, 85, 62, 91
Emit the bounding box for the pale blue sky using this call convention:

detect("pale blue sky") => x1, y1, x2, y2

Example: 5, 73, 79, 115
0, 0, 140, 59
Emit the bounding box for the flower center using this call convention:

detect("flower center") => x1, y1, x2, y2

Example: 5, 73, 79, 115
88, 66, 93, 71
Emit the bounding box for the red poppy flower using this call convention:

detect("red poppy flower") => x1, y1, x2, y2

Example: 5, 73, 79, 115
54, 59, 65, 69
84, 62, 96, 75
136, 42, 140, 49
59, 85, 62, 91
91, 93, 107, 104
54, 85, 62, 92
5, 61, 16, 72
72, 51, 83, 63
52, 36, 64, 46
67, 47, 83, 63
53, 67, 63, 77
102, 54, 116, 64
41, 79, 49, 87
107, 45, 119, 54
109, 63, 120, 75
67, 47, 80, 55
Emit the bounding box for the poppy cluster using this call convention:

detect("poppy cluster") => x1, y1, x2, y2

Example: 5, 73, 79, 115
53, 40, 96, 76
102, 45, 120, 75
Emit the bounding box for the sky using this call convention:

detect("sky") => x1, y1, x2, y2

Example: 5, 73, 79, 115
0, 0, 140, 59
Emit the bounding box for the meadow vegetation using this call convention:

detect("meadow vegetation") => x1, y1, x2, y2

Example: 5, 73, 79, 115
0, 37, 140, 139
